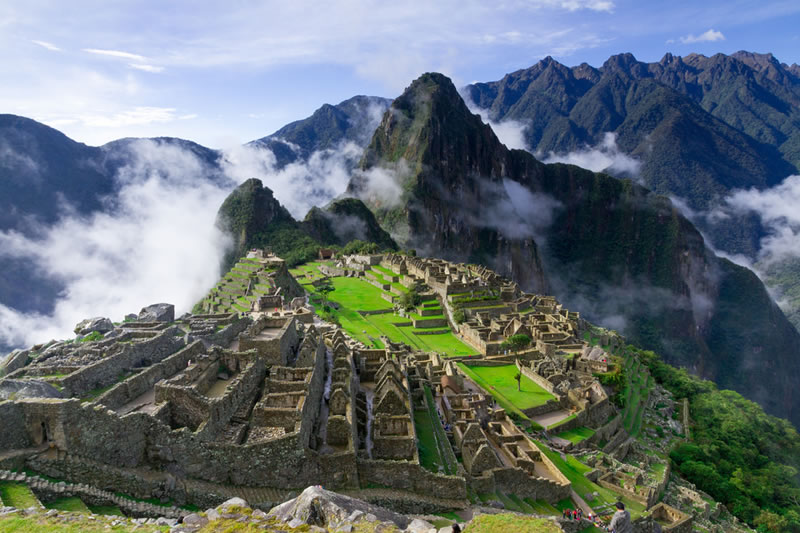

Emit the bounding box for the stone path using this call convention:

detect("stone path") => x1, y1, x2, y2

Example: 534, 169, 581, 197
532, 409, 571, 428
116, 388, 156, 415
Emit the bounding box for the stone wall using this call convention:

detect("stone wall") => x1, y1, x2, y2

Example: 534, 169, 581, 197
491, 466, 571, 501
195, 357, 266, 440
356, 459, 467, 500
96, 341, 205, 410
0, 469, 187, 519
61, 330, 185, 398
238, 317, 298, 365
0, 401, 32, 450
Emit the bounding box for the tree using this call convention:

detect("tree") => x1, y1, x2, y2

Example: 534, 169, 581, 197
515, 372, 522, 391
399, 288, 422, 311
501, 334, 531, 352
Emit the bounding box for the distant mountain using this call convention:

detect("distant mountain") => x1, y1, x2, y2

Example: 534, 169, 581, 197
348, 72, 800, 426
466, 51, 800, 320
250, 95, 391, 168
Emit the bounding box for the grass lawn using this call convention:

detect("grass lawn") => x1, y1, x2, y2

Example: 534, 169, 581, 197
464, 514, 561, 533
556, 426, 596, 444
88, 505, 125, 516
0, 482, 40, 508
328, 277, 393, 311
303, 271, 477, 356
414, 409, 444, 473
460, 364, 554, 410
524, 498, 559, 515
44, 497, 90, 513
532, 441, 645, 517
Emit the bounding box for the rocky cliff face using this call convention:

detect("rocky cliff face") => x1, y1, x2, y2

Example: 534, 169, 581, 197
349, 72, 800, 425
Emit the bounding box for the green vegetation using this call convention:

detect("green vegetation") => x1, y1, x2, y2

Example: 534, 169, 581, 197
77, 331, 103, 343
532, 441, 645, 517
636, 346, 800, 530
458, 364, 554, 411
423, 384, 458, 475
0, 482, 40, 508
500, 334, 531, 352
555, 426, 595, 444
44, 497, 90, 513
413, 409, 444, 473
463, 513, 561, 533
0, 514, 165, 532
88, 505, 125, 516
300, 268, 477, 356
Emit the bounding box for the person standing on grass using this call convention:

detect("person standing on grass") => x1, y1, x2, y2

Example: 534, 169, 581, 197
609, 502, 632, 533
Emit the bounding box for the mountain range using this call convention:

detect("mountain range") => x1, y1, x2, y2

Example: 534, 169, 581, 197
2, 52, 800, 428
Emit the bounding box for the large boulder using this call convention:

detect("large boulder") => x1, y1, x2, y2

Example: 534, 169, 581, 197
0, 379, 64, 400
73, 317, 113, 336
138, 303, 175, 323
268, 486, 411, 529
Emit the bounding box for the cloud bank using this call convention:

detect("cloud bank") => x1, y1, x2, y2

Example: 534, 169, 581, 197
0, 140, 232, 350
541, 132, 641, 179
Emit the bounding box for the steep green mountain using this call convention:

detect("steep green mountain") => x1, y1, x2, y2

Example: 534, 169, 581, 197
302, 197, 397, 250
215, 178, 394, 269
348, 72, 800, 426
250, 95, 391, 167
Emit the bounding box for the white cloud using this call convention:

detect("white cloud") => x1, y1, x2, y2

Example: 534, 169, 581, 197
0, 140, 232, 349
679, 29, 725, 44
129, 63, 164, 73
71, 107, 183, 128
462, 92, 530, 151
31, 40, 60, 51
724, 175, 800, 264
83, 48, 147, 62
541, 132, 641, 179
221, 141, 363, 218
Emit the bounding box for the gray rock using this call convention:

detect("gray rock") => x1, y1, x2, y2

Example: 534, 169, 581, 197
73, 317, 114, 336
405, 519, 434, 533
124, 314, 138, 322
268, 486, 410, 529
138, 303, 175, 323
218, 497, 249, 510
337, 525, 353, 533
0, 379, 65, 400
182, 513, 207, 526
205, 508, 220, 521
288, 517, 304, 528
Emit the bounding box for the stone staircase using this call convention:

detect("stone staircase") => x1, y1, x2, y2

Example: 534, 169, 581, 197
183, 477, 292, 509
0, 470, 188, 518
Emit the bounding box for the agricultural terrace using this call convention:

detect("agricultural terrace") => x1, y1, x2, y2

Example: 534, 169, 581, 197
290, 262, 477, 357
457, 364, 554, 417
532, 441, 646, 519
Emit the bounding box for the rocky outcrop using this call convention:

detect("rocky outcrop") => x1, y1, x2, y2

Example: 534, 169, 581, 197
73, 317, 113, 336
138, 304, 175, 323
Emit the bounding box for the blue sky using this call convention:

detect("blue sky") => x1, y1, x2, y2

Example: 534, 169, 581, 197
2, 0, 799, 148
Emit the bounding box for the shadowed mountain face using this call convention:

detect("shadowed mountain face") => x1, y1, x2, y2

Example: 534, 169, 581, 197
348, 72, 800, 426
250, 95, 392, 168
466, 52, 800, 258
